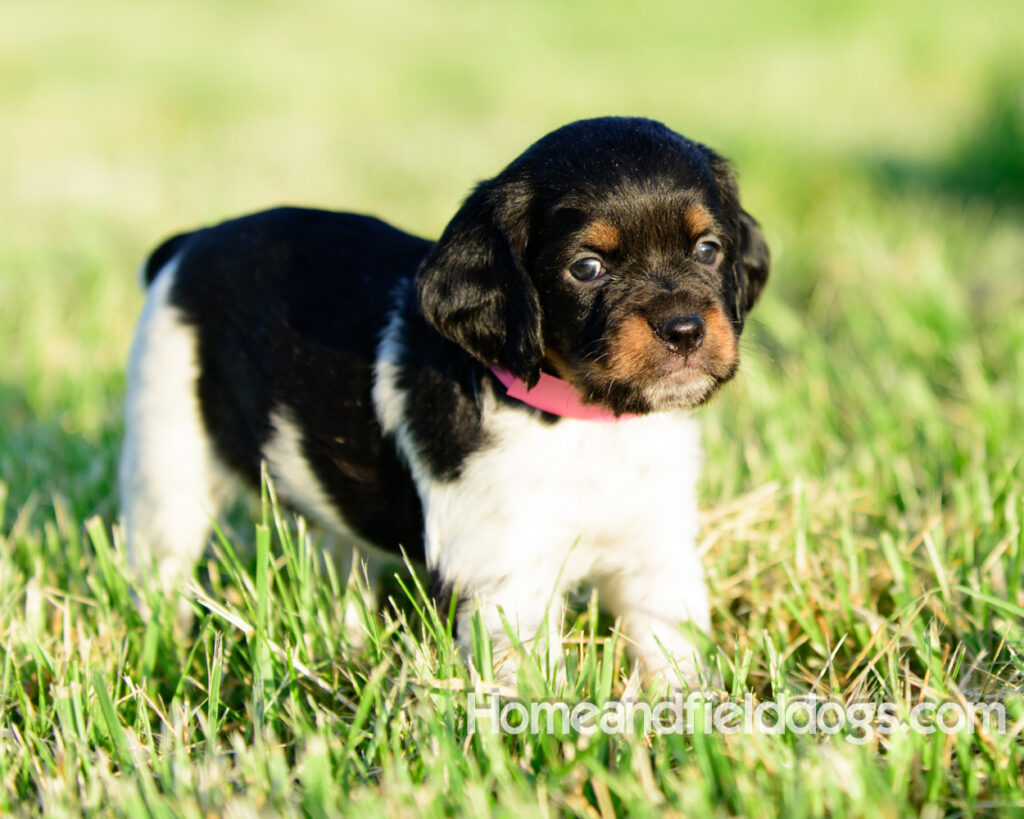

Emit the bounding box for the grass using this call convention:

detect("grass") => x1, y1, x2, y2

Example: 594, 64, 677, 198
2, 0, 1024, 815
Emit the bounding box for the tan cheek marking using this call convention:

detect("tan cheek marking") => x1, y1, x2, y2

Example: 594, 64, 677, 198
605, 315, 659, 381
703, 305, 738, 370
685, 206, 714, 236
581, 220, 620, 254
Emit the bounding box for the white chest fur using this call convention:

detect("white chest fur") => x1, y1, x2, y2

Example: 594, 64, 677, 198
423, 401, 702, 588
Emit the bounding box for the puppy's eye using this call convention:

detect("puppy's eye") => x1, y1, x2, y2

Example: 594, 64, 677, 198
568, 257, 606, 282
694, 240, 721, 266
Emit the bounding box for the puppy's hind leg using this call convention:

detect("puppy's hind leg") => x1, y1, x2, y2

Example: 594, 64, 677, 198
119, 258, 232, 619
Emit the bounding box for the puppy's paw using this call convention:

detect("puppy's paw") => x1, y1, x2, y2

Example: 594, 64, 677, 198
634, 642, 723, 696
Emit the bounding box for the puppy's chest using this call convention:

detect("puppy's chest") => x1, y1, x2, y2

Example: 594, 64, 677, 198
441, 407, 703, 538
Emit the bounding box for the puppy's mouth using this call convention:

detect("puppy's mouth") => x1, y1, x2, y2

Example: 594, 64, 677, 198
552, 305, 740, 415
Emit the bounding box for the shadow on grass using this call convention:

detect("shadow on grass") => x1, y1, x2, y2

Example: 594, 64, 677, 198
873, 72, 1024, 207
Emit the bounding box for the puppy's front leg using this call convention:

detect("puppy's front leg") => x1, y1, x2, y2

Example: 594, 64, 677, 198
598, 544, 713, 690
452, 574, 566, 686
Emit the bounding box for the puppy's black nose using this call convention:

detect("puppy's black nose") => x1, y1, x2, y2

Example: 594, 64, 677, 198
653, 313, 705, 354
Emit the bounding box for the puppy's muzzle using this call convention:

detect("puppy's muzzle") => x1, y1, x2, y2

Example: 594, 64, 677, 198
651, 312, 706, 356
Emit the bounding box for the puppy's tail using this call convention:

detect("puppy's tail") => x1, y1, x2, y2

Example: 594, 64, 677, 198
137, 231, 194, 289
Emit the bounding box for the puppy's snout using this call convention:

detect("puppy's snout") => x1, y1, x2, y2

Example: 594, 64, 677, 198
652, 313, 705, 355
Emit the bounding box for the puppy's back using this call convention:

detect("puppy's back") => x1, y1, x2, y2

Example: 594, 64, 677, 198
122, 208, 431, 594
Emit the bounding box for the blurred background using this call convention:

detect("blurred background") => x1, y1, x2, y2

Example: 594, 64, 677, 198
1, 0, 1022, 525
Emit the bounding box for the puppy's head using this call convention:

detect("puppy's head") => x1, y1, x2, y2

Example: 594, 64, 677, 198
417, 117, 770, 415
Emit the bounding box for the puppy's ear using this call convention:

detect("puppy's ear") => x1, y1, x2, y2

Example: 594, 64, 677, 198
736, 208, 770, 314
706, 152, 771, 317
416, 178, 543, 385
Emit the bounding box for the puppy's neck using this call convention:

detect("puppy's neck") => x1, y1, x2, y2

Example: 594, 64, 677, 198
490, 367, 636, 423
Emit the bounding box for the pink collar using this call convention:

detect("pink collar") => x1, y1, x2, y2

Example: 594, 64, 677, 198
490, 367, 636, 422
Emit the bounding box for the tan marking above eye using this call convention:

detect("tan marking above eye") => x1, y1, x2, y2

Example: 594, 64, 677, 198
684, 206, 714, 236
580, 220, 620, 253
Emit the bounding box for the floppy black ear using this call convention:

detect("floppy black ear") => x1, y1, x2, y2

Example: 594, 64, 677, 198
705, 151, 771, 318
416, 177, 543, 385
737, 208, 770, 314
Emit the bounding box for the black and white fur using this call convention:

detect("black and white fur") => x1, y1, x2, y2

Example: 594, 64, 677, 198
120, 117, 769, 686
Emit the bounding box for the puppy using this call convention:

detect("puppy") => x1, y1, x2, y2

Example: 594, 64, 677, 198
120, 116, 769, 686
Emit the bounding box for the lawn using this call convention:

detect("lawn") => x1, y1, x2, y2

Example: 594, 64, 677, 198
2, 0, 1023, 815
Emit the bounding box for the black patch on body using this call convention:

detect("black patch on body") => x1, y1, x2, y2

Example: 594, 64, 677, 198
392, 289, 492, 482
162, 207, 443, 559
